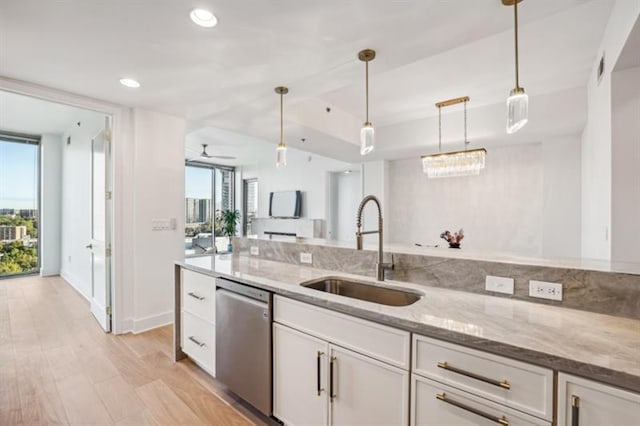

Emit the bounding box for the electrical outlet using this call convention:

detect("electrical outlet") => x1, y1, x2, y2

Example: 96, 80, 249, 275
529, 280, 563, 301
300, 252, 313, 264
485, 276, 514, 295
250, 246, 259, 256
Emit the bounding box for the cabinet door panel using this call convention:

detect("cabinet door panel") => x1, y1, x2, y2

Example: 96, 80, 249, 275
330, 345, 409, 426
273, 323, 329, 426
558, 373, 640, 426
412, 375, 549, 426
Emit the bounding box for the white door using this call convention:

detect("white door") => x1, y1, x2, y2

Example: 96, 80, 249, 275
273, 323, 329, 426
329, 344, 409, 426
88, 116, 112, 332
558, 373, 640, 426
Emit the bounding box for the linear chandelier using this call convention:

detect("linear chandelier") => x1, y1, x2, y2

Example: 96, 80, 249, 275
421, 96, 486, 178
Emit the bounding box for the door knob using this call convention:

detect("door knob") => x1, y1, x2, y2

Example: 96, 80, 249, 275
85, 244, 93, 249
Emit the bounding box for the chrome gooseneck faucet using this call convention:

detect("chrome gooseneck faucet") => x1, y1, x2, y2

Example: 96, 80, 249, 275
356, 195, 394, 281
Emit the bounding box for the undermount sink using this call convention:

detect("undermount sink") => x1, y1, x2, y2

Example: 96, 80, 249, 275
300, 277, 423, 307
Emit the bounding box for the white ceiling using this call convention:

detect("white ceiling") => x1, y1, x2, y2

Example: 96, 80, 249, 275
0, 90, 101, 136
0, 0, 615, 164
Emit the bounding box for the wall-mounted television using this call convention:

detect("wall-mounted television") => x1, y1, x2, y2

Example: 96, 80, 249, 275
269, 190, 302, 218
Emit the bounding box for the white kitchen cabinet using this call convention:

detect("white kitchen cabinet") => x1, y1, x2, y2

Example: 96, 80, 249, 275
273, 323, 329, 426
180, 268, 216, 376
558, 373, 640, 426
273, 296, 410, 426
412, 374, 549, 426
330, 344, 408, 426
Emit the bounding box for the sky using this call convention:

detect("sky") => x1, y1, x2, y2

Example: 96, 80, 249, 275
0, 140, 38, 209
185, 166, 212, 199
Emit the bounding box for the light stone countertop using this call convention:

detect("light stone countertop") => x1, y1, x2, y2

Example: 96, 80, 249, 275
178, 254, 640, 393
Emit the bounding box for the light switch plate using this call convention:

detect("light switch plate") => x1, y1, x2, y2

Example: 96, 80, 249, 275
250, 246, 259, 256
300, 252, 313, 264
529, 280, 563, 301
485, 276, 514, 295
151, 219, 170, 231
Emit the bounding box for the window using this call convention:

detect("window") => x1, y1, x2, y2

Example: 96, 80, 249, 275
243, 178, 258, 236
0, 133, 40, 277
185, 162, 234, 256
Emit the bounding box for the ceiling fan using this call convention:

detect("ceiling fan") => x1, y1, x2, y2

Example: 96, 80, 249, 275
187, 143, 236, 161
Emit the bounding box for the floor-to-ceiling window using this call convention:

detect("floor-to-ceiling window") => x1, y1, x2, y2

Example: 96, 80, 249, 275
243, 178, 258, 236
184, 162, 234, 256
0, 133, 40, 277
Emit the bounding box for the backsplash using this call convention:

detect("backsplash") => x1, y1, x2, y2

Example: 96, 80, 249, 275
233, 237, 640, 319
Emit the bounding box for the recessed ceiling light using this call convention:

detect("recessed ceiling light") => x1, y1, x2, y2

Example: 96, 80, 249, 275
190, 8, 217, 28
119, 78, 141, 88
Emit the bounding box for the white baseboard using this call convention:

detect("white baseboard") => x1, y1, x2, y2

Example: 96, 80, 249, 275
41, 268, 61, 277
132, 311, 174, 334
59, 270, 91, 302
116, 318, 134, 335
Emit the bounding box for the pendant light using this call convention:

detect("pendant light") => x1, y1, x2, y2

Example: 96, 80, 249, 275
505, 0, 528, 134
421, 96, 486, 178
358, 49, 376, 155
275, 86, 288, 168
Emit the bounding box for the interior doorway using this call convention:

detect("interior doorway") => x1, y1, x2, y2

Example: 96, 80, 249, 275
0, 89, 114, 332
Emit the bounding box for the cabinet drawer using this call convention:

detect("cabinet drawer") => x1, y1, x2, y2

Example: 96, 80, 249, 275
182, 310, 215, 376
413, 334, 553, 421
412, 374, 550, 426
182, 269, 215, 322
274, 295, 410, 369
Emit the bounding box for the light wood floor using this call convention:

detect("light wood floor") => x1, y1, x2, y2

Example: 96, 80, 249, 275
0, 275, 269, 425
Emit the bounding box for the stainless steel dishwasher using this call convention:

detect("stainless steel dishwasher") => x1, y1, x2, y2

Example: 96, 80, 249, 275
215, 278, 272, 416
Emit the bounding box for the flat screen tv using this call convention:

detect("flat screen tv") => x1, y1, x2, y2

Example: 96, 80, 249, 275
269, 190, 302, 218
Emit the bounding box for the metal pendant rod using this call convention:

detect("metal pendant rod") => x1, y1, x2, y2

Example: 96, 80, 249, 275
438, 106, 442, 153
280, 91, 283, 143
514, 0, 520, 89
464, 100, 469, 148
365, 59, 369, 122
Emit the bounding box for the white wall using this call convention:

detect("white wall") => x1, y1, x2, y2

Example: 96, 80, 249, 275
361, 161, 389, 244
130, 108, 185, 333
329, 171, 362, 241
388, 140, 581, 258
581, 0, 640, 260
60, 112, 104, 299
611, 65, 640, 263
542, 136, 582, 259
242, 147, 350, 221
40, 133, 62, 276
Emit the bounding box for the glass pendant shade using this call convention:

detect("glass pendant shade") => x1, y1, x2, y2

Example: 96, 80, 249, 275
360, 122, 375, 155
506, 88, 528, 134
422, 148, 486, 178
275, 143, 287, 168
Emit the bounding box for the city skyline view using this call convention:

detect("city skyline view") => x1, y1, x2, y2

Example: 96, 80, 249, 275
0, 139, 39, 209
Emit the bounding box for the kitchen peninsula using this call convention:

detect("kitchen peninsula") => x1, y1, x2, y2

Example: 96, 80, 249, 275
174, 237, 640, 425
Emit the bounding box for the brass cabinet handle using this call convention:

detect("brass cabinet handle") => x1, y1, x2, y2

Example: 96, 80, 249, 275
329, 356, 337, 401
437, 361, 511, 390
187, 292, 205, 301
316, 351, 325, 396
188, 336, 206, 347
436, 392, 510, 426
571, 395, 580, 426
